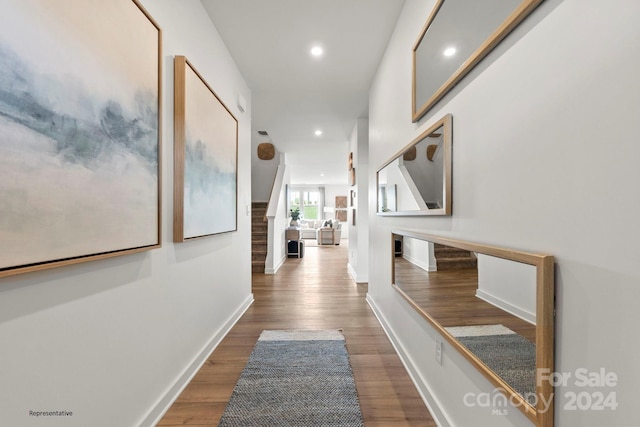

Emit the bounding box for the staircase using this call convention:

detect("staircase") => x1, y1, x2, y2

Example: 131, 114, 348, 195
251, 202, 268, 273
434, 243, 477, 270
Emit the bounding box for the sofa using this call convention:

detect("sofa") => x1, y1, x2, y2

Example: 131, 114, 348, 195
299, 219, 324, 239
299, 219, 342, 244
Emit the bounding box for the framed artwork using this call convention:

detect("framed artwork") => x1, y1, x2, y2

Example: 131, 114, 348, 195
349, 168, 356, 186
0, 0, 162, 278
349, 190, 356, 207
173, 55, 238, 241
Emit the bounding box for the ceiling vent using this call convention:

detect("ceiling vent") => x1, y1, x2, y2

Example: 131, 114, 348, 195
257, 130, 268, 136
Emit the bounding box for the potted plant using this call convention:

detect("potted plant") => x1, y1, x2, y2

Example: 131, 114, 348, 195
289, 207, 301, 227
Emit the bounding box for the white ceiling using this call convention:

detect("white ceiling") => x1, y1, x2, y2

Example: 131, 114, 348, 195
201, 0, 406, 185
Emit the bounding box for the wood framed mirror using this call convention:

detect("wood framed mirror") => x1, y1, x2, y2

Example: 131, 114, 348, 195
412, 0, 544, 122
391, 229, 554, 426
377, 114, 452, 216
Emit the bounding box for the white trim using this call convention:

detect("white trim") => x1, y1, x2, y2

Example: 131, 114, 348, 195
398, 162, 429, 210
347, 262, 368, 283
403, 253, 435, 272
265, 254, 286, 274
139, 294, 254, 427
475, 289, 536, 325
366, 294, 451, 427
266, 165, 286, 218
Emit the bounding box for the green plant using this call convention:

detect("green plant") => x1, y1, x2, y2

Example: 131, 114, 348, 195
289, 207, 301, 221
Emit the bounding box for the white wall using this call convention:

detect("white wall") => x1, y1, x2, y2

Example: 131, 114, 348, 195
403, 237, 435, 272
348, 118, 369, 283
477, 254, 537, 324
265, 163, 290, 274
404, 135, 445, 207
367, 0, 640, 426
0, 2, 253, 426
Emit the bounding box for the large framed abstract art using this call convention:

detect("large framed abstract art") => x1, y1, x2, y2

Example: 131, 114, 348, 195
0, 0, 162, 278
173, 56, 238, 241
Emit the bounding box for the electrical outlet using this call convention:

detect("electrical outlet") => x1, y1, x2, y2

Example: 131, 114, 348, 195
435, 340, 442, 365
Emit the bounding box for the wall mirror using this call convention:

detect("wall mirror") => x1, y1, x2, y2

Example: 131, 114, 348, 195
391, 229, 554, 426
412, 0, 543, 122
377, 114, 451, 216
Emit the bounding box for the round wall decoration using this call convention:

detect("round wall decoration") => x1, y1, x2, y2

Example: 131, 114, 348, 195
403, 146, 417, 161
257, 142, 275, 160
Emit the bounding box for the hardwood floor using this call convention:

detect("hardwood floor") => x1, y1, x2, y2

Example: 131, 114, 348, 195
158, 240, 436, 426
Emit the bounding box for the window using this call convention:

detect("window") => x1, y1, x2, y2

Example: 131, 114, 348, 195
289, 187, 323, 220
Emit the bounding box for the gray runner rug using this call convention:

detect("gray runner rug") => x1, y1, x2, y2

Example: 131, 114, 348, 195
447, 324, 536, 404
218, 329, 364, 427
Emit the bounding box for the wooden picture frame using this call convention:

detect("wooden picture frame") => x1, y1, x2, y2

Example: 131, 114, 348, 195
412, 0, 543, 122
0, 0, 162, 278
173, 55, 238, 241
349, 168, 356, 186
391, 229, 555, 427
377, 114, 452, 216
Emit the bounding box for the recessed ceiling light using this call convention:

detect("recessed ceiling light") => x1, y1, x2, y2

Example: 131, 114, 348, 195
315, 130, 322, 136
443, 47, 456, 57
310, 46, 323, 57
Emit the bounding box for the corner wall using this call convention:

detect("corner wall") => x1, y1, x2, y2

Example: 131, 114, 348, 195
348, 118, 369, 282
0, 1, 253, 426
368, 0, 640, 426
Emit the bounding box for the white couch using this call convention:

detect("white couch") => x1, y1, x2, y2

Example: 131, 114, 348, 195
299, 219, 342, 244
299, 219, 324, 239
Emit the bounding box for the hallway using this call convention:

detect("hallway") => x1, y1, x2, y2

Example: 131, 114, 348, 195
159, 242, 436, 426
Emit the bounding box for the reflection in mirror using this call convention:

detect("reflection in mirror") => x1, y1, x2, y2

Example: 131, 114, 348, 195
412, 0, 543, 122
392, 230, 554, 426
377, 114, 451, 216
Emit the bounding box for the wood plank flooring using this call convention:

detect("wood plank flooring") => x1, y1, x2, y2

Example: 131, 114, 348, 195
158, 240, 436, 426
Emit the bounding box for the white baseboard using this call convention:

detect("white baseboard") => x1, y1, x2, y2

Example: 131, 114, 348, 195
139, 294, 254, 427
347, 263, 368, 283
265, 254, 286, 274
403, 254, 436, 272
403, 254, 433, 272
475, 289, 536, 325
366, 294, 451, 427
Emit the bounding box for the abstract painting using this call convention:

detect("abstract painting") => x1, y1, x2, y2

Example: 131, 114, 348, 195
0, 0, 161, 277
173, 56, 238, 241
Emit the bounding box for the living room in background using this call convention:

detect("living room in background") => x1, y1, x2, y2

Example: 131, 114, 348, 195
288, 187, 324, 220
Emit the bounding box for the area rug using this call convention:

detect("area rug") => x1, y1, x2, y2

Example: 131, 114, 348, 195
446, 324, 536, 404
218, 329, 364, 427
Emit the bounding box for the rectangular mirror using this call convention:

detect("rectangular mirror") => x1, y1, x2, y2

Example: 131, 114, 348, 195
392, 229, 554, 426
412, 0, 543, 122
377, 114, 452, 216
